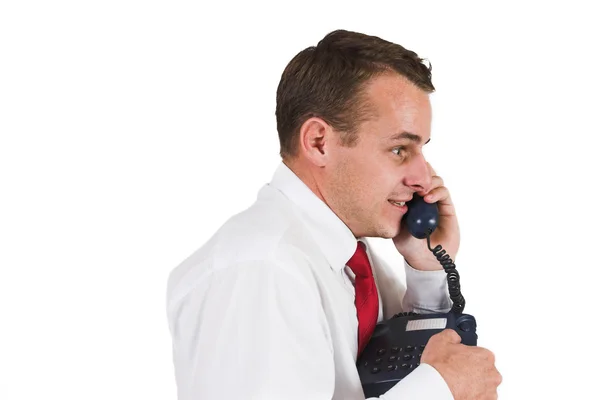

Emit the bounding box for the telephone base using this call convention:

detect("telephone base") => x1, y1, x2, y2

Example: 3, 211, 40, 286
356, 311, 477, 398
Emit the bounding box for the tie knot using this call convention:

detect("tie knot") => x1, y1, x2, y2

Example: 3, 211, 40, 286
347, 241, 373, 278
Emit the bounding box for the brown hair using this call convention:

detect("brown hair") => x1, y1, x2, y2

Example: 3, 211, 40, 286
276, 29, 435, 159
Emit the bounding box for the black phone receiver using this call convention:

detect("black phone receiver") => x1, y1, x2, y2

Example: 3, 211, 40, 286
403, 194, 439, 239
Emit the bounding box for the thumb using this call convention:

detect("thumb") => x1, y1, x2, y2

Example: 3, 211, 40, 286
437, 329, 462, 344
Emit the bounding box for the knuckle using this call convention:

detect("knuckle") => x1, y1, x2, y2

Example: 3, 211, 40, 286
479, 347, 495, 362
495, 371, 503, 386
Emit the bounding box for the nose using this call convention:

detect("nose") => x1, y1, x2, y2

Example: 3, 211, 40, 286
403, 153, 432, 193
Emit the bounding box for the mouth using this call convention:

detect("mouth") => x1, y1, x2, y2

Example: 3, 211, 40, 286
388, 199, 409, 214
388, 200, 406, 207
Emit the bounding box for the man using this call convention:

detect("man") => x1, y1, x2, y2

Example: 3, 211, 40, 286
166, 29, 501, 399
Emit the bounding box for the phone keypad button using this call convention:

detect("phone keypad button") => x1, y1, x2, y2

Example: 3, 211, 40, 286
371, 367, 381, 374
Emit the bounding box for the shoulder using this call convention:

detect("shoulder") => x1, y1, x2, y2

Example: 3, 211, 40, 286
166, 193, 319, 307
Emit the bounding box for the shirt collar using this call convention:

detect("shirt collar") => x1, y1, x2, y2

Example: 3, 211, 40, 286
267, 161, 361, 272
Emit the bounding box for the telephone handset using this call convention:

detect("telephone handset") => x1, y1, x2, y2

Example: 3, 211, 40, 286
356, 195, 477, 398
403, 193, 440, 239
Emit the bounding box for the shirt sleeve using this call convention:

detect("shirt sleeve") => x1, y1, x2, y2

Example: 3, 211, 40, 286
401, 260, 452, 314
374, 363, 454, 400
167, 260, 336, 400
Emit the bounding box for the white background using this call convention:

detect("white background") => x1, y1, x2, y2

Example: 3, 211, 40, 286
1, 1, 599, 399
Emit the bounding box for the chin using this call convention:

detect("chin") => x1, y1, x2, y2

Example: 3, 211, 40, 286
374, 223, 399, 239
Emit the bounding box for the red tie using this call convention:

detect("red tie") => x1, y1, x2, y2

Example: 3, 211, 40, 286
347, 241, 379, 357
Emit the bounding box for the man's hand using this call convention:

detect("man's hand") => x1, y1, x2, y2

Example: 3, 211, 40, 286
392, 163, 460, 271
421, 329, 502, 400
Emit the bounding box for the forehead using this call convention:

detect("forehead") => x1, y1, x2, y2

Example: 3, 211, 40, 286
361, 73, 432, 141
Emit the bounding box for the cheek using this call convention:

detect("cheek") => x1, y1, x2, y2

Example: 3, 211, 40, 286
335, 156, 392, 205
334, 165, 373, 207
361, 166, 394, 198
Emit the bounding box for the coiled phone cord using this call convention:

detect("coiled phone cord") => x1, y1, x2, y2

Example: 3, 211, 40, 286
393, 230, 466, 318
425, 230, 465, 314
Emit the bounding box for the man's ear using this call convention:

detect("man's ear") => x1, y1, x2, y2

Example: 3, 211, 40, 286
298, 117, 336, 167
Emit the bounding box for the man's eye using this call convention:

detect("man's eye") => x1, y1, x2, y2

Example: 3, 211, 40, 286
392, 147, 406, 156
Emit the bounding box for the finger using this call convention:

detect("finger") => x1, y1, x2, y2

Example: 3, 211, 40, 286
424, 187, 457, 217
429, 175, 444, 191
426, 162, 437, 176
416, 176, 443, 197
423, 186, 450, 204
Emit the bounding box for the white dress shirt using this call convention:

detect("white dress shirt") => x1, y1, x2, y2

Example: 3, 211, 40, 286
166, 162, 455, 399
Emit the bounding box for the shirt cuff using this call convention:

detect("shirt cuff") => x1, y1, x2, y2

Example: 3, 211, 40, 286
376, 363, 454, 400
402, 260, 452, 313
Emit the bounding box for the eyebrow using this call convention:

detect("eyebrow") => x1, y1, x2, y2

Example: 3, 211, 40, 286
388, 131, 431, 145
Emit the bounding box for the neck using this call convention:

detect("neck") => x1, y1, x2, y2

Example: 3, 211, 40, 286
283, 158, 327, 204
282, 158, 360, 239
